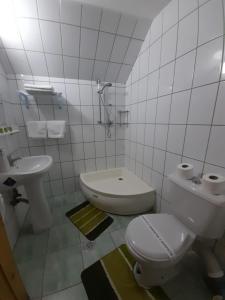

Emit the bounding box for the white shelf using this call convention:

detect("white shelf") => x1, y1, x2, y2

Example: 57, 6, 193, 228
25, 89, 57, 96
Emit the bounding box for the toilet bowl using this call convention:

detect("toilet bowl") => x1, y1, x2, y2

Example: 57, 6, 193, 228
125, 173, 225, 288
126, 213, 195, 288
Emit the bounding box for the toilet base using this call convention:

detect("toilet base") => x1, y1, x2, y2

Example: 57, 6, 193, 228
133, 262, 179, 288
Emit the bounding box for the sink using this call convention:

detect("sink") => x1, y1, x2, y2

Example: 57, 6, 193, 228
0, 155, 53, 233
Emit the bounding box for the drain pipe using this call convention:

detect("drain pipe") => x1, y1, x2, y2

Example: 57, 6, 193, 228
194, 240, 223, 278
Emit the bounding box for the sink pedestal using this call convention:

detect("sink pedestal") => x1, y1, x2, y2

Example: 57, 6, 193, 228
25, 177, 52, 233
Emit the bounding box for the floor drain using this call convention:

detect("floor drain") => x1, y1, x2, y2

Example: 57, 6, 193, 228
85, 241, 95, 250
118, 177, 123, 181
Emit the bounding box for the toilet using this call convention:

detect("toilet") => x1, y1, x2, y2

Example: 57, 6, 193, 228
125, 173, 225, 288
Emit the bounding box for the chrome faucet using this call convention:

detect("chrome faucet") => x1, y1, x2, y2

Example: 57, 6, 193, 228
7, 154, 21, 166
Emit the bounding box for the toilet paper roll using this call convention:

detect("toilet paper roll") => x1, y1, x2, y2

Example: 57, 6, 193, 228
202, 173, 225, 195
176, 163, 194, 179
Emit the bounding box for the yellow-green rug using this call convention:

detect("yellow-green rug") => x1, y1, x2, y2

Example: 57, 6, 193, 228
66, 201, 113, 241
81, 244, 170, 300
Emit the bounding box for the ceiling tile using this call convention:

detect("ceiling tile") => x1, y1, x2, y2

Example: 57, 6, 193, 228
95, 32, 115, 61
45, 54, 63, 77
63, 56, 79, 78
133, 18, 151, 40
117, 14, 137, 37
79, 59, 94, 81
92, 60, 108, 82
124, 39, 142, 64
27, 51, 48, 76
110, 36, 130, 63
40, 20, 62, 54
100, 9, 121, 33
37, 0, 60, 22
60, 0, 81, 26
13, 0, 38, 18
80, 28, 98, 59
18, 19, 43, 51
117, 64, 132, 82
61, 24, 80, 57
6, 49, 32, 75
81, 4, 102, 30
105, 62, 121, 82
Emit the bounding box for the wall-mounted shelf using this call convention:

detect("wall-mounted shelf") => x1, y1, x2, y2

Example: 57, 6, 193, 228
25, 89, 57, 96
118, 110, 129, 127
0, 130, 19, 137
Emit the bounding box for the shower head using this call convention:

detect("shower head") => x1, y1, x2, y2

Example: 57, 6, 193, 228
97, 82, 112, 94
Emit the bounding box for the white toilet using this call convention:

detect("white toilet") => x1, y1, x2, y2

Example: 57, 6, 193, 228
125, 173, 225, 288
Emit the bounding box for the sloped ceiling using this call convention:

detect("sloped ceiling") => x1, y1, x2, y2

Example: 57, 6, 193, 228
0, 0, 169, 83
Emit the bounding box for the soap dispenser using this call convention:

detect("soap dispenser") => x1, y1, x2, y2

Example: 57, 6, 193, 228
0, 149, 10, 172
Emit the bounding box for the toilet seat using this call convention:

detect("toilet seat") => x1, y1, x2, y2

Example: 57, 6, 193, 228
126, 214, 195, 264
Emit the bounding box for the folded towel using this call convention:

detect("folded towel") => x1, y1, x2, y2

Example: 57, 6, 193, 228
47, 121, 66, 139
24, 84, 54, 91
26, 121, 47, 138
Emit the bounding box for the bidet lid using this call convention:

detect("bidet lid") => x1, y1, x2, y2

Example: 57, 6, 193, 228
126, 214, 195, 261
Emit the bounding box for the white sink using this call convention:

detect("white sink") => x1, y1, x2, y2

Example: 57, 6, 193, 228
0, 155, 53, 233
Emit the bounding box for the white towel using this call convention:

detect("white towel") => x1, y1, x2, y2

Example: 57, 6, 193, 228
26, 121, 47, 138
47, 121, 66, 139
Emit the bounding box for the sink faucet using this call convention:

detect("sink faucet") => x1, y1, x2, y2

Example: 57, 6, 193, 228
7, 154, 21, 166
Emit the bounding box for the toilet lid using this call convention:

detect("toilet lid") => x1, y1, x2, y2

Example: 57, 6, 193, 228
126, 214, 195, 261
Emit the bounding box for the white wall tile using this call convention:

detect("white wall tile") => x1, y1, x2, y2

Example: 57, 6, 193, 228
124, 39, 142, 65
161, 25, 177, 65
158, 61, 175, 96
188, 83, 218, 124
13, 0, 38, 18
206, 126, 225, 167
117, 14, 137, 37
63, 56, 79, 79
110, 36, 130, 64
194, 37, 223, 87
18, 19, 43, 51
81, 4, 102, 30
156, 95, 171, 124
100, 9, 120, 34
61, 24, 80, 57
183, 125, 210, 160
173, 50, 196, 92
177, 10, 198, 57
167, 125, 186, 154
27, 52, 48, 76
198, 0, 223, 46
132, 19, 150, 40
38, 0, 60, 22
96, 32, 115, 61
60, 0, 81, 26
45, 54, 63, 77
6, 49, 32, 75
179, 0, 198, 19
40, 21, 62, 54
162, 0, 178, 32
213, 81, 225, 125
170, 90, 190, 124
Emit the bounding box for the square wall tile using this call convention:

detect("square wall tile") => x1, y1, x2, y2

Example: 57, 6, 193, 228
40, 21, 62, 55
193, 37, 223, 87
188, 83, 218, 124
183, 125, 210, 161
153, 148, 166, 174
154, 125, 168, 150
158, 61, 175, 96
38, 0, 60, 21
167, 125, 186, 155
60, 0, 81, 26
161, 25, 177, 66
162, 0, 178, 32
179, 0, 198, 19
81, 4, 102, 30
206, 126, 225, 167
177, 10, 198, 57
213, 81, 225, 125
173, 50, 196, 92
170, 90, 190, 124
198, 0, 223, 46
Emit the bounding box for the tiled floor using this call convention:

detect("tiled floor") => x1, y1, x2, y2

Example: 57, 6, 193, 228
13, 192, 212, 300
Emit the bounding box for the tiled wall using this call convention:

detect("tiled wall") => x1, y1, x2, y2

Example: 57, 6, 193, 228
125, 0, 225, 211
7, 75, 126, 197
0, 0, 150, 83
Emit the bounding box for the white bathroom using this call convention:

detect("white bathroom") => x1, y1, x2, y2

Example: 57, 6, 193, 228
0, 0, 225, 299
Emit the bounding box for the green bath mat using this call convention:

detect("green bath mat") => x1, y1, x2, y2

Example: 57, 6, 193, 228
81, 244, 170, 300
65, 201, 113, 241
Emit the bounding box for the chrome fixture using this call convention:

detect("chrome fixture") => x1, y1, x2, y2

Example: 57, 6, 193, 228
96, 80, 113, 138
7, 154, 21, 166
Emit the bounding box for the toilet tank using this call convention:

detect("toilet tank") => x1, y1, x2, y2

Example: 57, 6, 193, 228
165, 174, 225, 239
